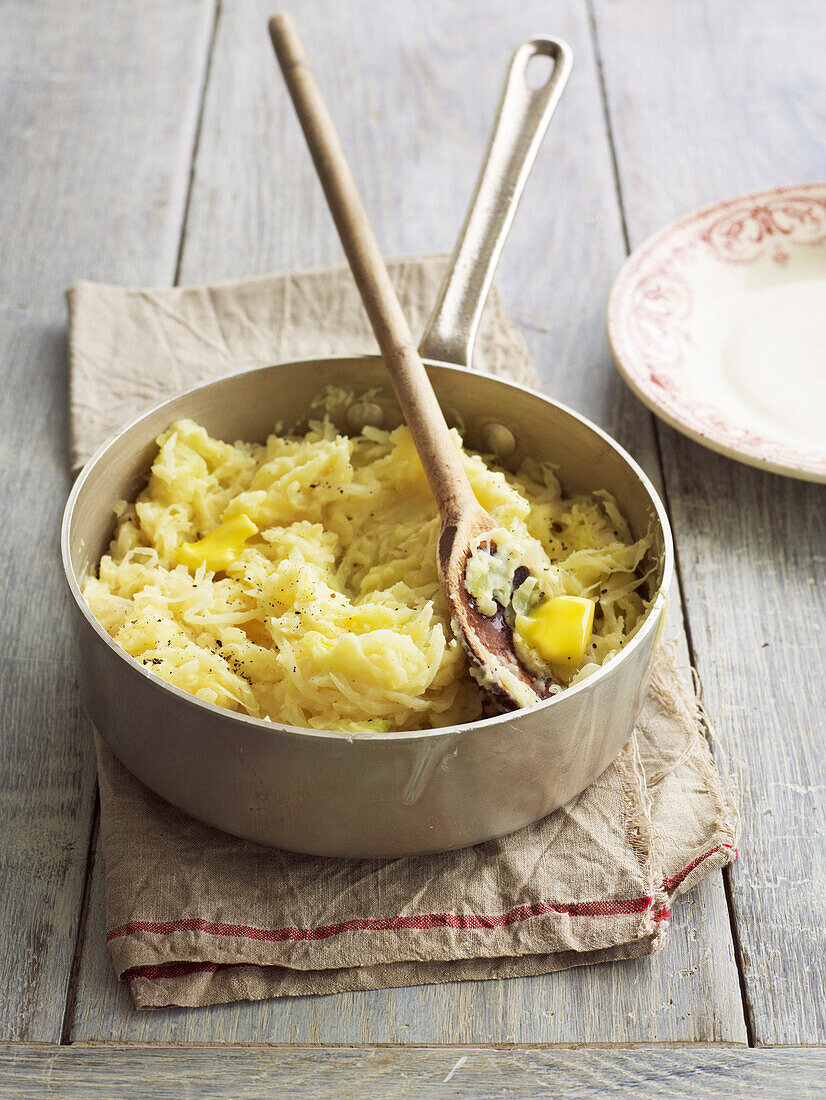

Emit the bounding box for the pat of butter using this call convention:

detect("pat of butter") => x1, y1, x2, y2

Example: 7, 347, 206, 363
176, 514, 258, 573
515, 596, 595, 665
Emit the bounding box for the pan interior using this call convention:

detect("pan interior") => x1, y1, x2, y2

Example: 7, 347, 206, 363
68, 356, 667, 614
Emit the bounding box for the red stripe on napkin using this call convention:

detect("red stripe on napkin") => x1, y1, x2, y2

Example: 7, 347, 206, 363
116, 843, 738, 985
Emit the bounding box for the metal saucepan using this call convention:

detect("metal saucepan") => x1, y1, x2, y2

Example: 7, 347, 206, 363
62, 38, 673, 858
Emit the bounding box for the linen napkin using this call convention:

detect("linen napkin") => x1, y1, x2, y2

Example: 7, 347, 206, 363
67, 256, 738, 1009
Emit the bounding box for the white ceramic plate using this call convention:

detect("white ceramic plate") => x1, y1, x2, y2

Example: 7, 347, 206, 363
607, 183, 826, 482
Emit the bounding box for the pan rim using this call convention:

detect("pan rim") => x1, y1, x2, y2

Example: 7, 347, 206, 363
62, 355, 674, 745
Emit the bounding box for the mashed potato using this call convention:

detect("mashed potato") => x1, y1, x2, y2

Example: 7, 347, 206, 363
83, 416, 652, 733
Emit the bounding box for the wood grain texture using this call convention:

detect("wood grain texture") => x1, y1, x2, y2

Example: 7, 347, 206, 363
0, 0, 215, 1040
1, 1045, 825, 1099
592, 0, 826, 1045
69, 0, 746, 1044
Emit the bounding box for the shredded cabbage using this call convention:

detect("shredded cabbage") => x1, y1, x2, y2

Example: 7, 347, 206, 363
83, 417, 653, 732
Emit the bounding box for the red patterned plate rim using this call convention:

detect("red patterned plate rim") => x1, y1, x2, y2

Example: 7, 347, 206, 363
607, 182, 826, 483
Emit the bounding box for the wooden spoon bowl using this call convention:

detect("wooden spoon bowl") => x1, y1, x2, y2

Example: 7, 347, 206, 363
439, 502, 553, 710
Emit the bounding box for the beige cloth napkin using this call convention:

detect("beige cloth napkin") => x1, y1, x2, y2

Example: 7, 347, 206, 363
67, 256, 738, 1009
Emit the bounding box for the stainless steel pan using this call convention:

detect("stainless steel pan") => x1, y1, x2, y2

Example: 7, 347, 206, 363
62, 38, 673, 858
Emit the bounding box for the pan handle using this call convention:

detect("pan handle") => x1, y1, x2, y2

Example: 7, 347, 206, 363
418, 37, 572, 368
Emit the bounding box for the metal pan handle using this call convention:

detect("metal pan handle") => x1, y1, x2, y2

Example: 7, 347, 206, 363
418, 37, 572, 368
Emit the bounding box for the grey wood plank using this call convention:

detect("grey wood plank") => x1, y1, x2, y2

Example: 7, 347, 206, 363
0, 0, 215, 1040
70, 0, 745, 1044
2, 1045, 826, 1100
592, 0, 826, 1045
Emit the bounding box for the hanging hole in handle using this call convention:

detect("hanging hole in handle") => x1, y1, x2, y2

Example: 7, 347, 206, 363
525, 51, 555, 89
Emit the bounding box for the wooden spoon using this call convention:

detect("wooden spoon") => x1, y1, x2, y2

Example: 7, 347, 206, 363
269, 14, 551, 710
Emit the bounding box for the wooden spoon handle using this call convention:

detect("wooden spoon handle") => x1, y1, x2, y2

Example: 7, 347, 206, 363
269, 13, 477, 519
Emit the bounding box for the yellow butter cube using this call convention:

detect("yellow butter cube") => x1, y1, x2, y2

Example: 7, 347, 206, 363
516, 596, 595, 665
176, 514, 258, 573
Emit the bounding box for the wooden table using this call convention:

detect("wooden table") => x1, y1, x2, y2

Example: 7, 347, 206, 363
1, 0, 824, 1094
